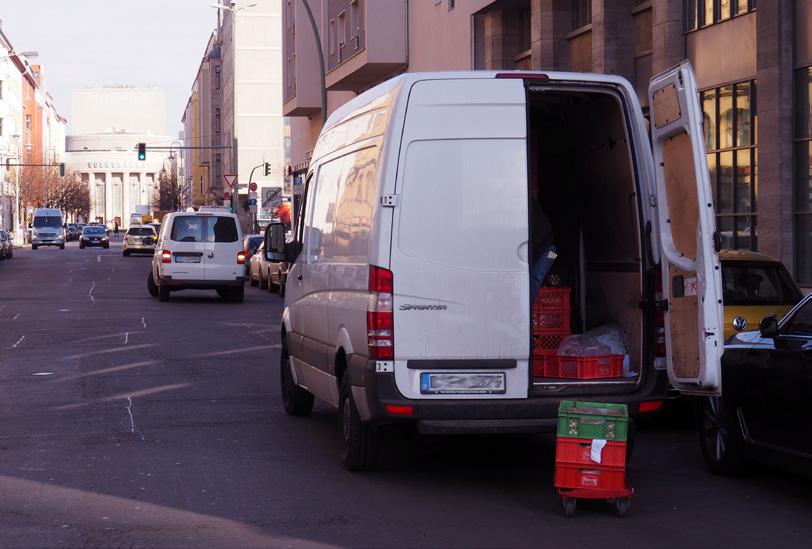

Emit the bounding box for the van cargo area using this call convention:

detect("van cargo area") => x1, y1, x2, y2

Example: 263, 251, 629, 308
528, 86, 646, 393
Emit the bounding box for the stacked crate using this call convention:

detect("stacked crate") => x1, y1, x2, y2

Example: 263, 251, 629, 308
532, 288, 571, 377
554, 401, 629, 491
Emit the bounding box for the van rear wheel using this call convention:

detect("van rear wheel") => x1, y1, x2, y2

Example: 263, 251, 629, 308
158, 283, 170, 302
280, 340, 313, 416
339, 375, 380, 471
147, 270, 159, 297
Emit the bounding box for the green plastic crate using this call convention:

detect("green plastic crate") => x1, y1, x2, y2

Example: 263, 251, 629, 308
557, 400, 629, 441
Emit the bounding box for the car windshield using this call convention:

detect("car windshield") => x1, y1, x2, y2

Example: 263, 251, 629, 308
128, 228, 154, 236
84, 227, 106, 235
33, 216, 62, 228
722, 262, 802, 306
170, 216, 238, 243
247, 236, 263, 254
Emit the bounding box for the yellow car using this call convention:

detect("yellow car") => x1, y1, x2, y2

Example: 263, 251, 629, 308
720, 250, 803, 340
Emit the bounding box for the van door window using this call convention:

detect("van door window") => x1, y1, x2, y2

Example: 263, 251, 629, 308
208, 216, 239, 242
308, 157, 343, 262
170, 216, 205, 242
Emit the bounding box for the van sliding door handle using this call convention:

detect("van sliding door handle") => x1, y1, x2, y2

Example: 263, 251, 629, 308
297, 274, 303, 281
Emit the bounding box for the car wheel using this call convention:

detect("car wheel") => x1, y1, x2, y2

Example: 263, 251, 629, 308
32, 245, 38, 250
123, 250, 130, 257
60, 244, 65, 249
339, 374, 380, 471
78, 243, 83, 249
280, 337, 314, 417
259, 270, 268, 290
269, 270, 279, 293
147, 270, 159, 297
698, 394, 747, 475
250, 270, 258, 286
103, 244, 109, 249
278, 272, 286, 297
158, 283, 170, 302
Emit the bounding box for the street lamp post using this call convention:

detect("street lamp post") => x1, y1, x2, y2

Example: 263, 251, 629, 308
300, 0, 327, 125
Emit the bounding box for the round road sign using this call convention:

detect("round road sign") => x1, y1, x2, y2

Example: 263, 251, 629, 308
249, 182, 258, 192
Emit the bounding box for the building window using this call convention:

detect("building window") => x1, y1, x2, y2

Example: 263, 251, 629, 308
25, 114, 31, 130
349, 0, 360, 49
215, 154, 222, 180
448, 0, 455, 10
685, 0, 756, 32
794, 67, 812, 283
518, 7, 531, 53
0, 80, 3, 100
215, 108, 221, 134
702, 80, 758, 251
572, 0, 591, 30
329, 18, 336, 55
215, 65, 221, 90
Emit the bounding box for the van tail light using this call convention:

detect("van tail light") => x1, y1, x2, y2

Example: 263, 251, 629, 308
237, 251, 247, 265
385, 404, 414, 417
655, 271, 666, 357
161, 250, 172, 264
368, 265, 394, 360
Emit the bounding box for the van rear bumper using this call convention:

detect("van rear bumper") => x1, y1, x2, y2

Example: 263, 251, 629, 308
352, 357, 660, 434
160, 276, 245, 290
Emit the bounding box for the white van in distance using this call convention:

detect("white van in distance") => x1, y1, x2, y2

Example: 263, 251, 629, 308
265, 62, 724, 470
31, 208, 65, 250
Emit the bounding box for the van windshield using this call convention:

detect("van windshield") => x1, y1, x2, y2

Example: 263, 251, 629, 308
33, 216, 62, 228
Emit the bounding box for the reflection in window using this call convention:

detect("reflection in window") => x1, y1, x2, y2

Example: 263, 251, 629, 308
794, 67, 812, 283
703, 80, 757, 251
685, 0, 756, 31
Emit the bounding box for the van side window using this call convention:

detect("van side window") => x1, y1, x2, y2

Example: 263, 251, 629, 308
309, 157, 343, 261
170, 216, 205, 242
333, 146, 377, 260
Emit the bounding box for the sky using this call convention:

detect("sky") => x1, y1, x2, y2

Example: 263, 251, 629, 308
1, 0, 218, 135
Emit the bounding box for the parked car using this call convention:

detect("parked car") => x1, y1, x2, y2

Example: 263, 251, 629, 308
719, 250, 802, 340
243, 234, 263, 277
79, 225, 109, 249
123, 225, 158, 256
0, 228, 12, 260
66, 223, 81, 241
264, 64, 726, 470
699, 293, 812, 477
249, 242, 268, 288
266, 231, 291, 297
147, 210, 246, 302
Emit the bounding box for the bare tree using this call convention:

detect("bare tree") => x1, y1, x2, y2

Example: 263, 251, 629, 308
17, 166, 89, 222
153, 169, 182, 213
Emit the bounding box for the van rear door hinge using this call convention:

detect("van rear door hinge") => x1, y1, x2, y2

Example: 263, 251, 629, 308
380, 194, 399, 207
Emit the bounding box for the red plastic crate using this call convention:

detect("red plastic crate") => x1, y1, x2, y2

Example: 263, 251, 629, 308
555, 437, 627, 468
532, 354, 558, 377
535, 288, 571, 311
533, 310, 571, 331
557, 354, 624, 379
554, 462, 626, 491
533, 333, 567, 354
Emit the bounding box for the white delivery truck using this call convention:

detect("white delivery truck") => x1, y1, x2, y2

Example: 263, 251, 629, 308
31, 208, 65, 249
265, 63, 724, 470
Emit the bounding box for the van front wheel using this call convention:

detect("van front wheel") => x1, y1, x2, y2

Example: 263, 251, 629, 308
339, 375, 379, 471
280, 341, 313, 416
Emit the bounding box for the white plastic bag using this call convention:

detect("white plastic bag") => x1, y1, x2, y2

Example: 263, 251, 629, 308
558, 325, 635, 376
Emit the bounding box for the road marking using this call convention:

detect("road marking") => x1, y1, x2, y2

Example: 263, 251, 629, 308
9, 336, 25, 349
123, 332, 129, 345
12, 313, 20, 320
125, 397, 136, 433
59, 309, 70, 312
89, 281, 95, 302
33, 372, 54, 376
141, 317, 147, 328
97, 255, 101, 263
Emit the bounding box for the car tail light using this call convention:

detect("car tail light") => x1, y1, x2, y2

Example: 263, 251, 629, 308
385, 404, 414, 417
237, 251, 247, 264
368, 265, 394, 360
639, 400, 664, 413
655, 273, 666, 357
161, 250, 172, 263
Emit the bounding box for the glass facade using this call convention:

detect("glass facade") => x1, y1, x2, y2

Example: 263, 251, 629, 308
702, 81, 758, 250
685, 0, 756, 31
795, 67, 812, 284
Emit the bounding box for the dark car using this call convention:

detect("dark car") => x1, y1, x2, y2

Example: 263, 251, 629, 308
699, 293, 812, 477
79, 225, 110, 249
0, 228, 12, 260
66, 223, 81, 241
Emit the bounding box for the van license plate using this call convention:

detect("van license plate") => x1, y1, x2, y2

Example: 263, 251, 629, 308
420, 372, 506, 395
175, 256, 200, 263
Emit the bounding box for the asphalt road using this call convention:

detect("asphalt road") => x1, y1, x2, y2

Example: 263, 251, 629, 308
1, 240, 811, 548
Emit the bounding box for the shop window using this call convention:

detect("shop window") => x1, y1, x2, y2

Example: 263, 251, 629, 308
794, 67, 812, 283
702, 80, 758, 251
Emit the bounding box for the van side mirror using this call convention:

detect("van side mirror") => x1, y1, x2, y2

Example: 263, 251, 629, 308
759, 315, 779, 339
265, 222, 286, 262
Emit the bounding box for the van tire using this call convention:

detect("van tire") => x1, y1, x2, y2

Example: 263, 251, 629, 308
280, 340, 313, 416
698, 394, 747, 476
230, 286, 245, 303
158, 283, 170, 302
339, 375, 379, 471
147, 270, 159, 297
278, 273, 286, 297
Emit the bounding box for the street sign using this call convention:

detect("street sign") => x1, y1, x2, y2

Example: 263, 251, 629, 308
224, 174, 238, 189
223, 191, 231, 200
262, 187, 282, 209
248, 198, 257, 206
248, 182, 257, 192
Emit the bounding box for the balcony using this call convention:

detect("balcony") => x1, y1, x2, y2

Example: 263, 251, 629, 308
324, 0, 407, 92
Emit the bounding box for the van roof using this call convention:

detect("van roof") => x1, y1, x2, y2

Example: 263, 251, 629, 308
323, 70, 637, 134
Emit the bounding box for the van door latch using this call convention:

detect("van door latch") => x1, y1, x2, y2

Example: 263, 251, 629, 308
380, 194, 399, 207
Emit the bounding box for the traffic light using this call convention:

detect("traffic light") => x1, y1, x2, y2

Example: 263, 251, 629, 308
263, 162, 271, 176
137, 143, 146, 161
59, 163, 65, 177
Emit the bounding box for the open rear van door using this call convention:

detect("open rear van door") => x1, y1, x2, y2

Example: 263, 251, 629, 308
648, 62, 723, 396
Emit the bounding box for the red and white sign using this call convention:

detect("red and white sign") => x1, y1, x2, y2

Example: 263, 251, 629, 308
248, 182, 257, 192
223, 191, 231, 200
223, 174, 238, 189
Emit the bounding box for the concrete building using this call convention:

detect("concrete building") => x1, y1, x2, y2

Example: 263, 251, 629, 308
283, 0, 812, 287
64, 87, 174, 226
0, 28, 24, 231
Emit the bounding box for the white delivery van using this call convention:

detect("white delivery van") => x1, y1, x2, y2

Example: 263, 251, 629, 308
265, 62, 724, 470
31, 208, 65, 249
148, 210, 246, 302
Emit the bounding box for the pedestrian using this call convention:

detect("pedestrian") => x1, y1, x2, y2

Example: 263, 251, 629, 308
530, 183, 556, 300
114, 221, 119, 237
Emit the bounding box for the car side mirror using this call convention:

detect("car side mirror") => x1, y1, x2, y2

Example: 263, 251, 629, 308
759, 315, 779, 339
265, 222, 287, 262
